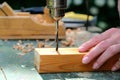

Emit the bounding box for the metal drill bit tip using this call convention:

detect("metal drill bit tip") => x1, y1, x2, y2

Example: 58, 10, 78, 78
55, 20, 59, 51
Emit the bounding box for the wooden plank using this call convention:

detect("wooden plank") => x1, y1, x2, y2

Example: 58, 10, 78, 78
34, 48, 120, 73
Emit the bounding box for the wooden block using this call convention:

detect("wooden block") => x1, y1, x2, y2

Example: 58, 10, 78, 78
1, 2, 15, 16
34, 48, 120, 73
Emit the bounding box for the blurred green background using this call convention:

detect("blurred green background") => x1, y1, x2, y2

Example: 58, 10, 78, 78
0, 0, 120, 31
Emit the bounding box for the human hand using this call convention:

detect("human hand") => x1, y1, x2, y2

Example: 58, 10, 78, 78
78, 28, 120, 71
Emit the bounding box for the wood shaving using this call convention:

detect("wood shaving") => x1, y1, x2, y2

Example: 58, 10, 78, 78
13, 40, 35, 55
61, 29, 76, 47
37, 42, 44, 48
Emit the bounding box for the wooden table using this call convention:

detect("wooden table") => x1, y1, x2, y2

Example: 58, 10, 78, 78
0, 39, 120, 80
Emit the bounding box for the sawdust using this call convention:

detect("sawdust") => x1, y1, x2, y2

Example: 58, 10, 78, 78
12, 28, 93, 55
62, 28, 93, 47
13, 40, 35, 55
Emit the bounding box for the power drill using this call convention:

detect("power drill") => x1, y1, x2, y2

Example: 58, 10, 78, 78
46, 0, 67, 51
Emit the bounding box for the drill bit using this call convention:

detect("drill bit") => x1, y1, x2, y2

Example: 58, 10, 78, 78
55, 20, 59, 51
46, 0, 67, 51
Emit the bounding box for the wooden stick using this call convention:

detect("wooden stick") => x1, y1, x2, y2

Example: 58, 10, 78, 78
34, 48, 120, 73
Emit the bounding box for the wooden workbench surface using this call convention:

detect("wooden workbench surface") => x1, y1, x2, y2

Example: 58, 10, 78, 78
0, 31, 119, 80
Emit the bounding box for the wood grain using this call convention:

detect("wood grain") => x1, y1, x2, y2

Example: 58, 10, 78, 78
34, 48, 120, 73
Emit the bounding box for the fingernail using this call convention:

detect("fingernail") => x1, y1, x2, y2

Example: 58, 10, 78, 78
111, 66, 117, 71
79, 46, 84, 49
82, 57, 89, 64
79, 46, 85, 51
93, 63, 99, 69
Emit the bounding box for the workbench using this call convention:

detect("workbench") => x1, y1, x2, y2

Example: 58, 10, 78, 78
0, 35, 120, 80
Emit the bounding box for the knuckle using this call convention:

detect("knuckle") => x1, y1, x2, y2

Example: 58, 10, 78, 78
91, 35, 101, 42
99, 41, 106, 45
107, 45, 116, 54
97, 40, 108, 49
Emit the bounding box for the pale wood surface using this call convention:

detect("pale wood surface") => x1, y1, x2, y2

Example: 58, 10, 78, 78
34, 48, 120, 73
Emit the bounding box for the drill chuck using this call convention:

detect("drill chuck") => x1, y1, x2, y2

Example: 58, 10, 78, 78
47, 0, 67, 20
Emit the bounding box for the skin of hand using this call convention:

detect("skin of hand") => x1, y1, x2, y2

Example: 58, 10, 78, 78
78, 0, 120, 71
79, 28, 120, 71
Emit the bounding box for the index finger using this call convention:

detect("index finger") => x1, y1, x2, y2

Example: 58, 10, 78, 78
78, 28, 118, 52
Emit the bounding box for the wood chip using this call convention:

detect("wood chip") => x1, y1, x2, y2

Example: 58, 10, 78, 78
37, 42, 44, 48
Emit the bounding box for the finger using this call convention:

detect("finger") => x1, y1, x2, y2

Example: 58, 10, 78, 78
82, 38, 116, 64
79, 28, 118, 52
112, 58, 120, 71
93, 44, 120, 69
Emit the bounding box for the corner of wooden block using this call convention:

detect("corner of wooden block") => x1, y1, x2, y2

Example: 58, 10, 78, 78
34, 48, 41, 72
